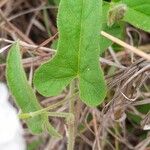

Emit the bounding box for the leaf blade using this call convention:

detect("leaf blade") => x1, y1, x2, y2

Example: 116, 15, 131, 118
78, 0, 107, 106
100, 2, 123, 53
122, 0, 150, 32
123, 7, 150, 32
34, 0, 107, 107
6, 42, 61, 137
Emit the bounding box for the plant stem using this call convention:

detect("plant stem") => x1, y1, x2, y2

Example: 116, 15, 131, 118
67, 81, 76, 150
18, 98, 66, 119
47, 112, 70, 118
18, 92, 78, 119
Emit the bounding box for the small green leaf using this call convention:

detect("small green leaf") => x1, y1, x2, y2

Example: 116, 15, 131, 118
6, 42, 61, 137
100, 24, 123, 53
101, 0, 150, 52
100, 2, 123, 53
122, 0, 150, 32
34, 0, 107, 107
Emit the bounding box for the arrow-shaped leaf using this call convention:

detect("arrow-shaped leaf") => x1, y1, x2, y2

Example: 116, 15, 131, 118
34, 0, 107, 107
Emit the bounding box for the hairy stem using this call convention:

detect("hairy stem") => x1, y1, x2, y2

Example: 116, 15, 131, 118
67, 81, 76, 150
18, 92, 78, 119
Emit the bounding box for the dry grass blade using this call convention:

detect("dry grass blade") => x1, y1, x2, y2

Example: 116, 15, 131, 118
101, 31, 150, 61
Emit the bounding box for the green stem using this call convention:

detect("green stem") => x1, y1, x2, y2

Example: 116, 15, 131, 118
19, 92, 78, 119
67, 81, 76, 150
19, 82, 76, 150
18, 98, 66, 119
47, 112, 70, 118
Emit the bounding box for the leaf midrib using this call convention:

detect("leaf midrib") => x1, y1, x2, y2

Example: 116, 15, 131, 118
78, 0, 84, 76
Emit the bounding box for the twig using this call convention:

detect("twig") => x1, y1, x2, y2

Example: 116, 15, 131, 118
0, 10, 34, 44
0, 38, 56, 52
35, 32, 58, 52
0, 0, 8, 7
92, 111, 101, 150
0, 6, 58, 27
101, 31, 150, 61
122, 64, 150, 88
99, 57, 126, 69
108, 46, 122, 66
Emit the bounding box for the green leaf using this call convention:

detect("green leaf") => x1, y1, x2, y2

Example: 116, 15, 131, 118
27, 138, 43, 150
100, 2, 123, 53
122, 0, 150, 32
6, 42, 61, 137
48, 0, 60, 5
101, 0, 150, 51
100, 24, 122, 53
34, 0, 107, 107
